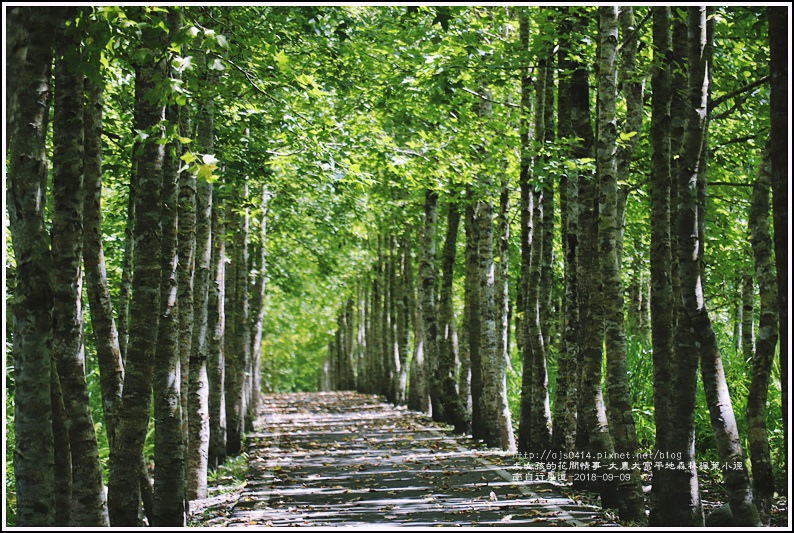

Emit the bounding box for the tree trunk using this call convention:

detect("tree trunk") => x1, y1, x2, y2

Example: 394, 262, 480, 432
248, 185, 269, 420
7, 7, 61, 525
551, 10, 578, 458
224, 183, 249, 456
436, 200, 471, 433
189, 69, 216, 487
465, 199, 483, 438
648, 7, 704, 526
527, 47, 552, 454
51, 361, 72, 525
596, 7, 645, 523
51, 14, 109, 525
419, 191, 444, 420
679, 7, 759, 526
741, 272, 755, 363
394, 227, 411, 404
494, 177, 515, 451
207, 197, 226, 468
177, 105, 193, 451
473, 88, 502, 448
407, 225, 427, 412
767, 7, 788, 482
648, 7, 697, 526
746, 147, 778, 524
118, 181, 135, 364
107, 10, 167, 525
566, 8, 617, 506
152, 84, 186, 526
83, 73, 125, 457
540, 39, 556, 355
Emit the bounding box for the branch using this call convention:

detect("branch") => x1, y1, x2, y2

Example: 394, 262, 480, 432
393, 147, 429, 160
460, 86, 520, 108
101, 129, 125, 150
709, 75, 770, 111
709, 131, 766, 153
708, 181, 754, 187
265, 148, 303, 157
618, 7, 652, 54
208, 52, 315, 128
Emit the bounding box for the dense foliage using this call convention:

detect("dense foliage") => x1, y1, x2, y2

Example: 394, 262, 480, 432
4, 5, 786, 527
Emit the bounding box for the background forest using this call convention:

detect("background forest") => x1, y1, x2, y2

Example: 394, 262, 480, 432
4, 4, 789, 528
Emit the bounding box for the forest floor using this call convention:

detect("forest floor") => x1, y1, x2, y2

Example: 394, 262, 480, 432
189, 391, 614, 527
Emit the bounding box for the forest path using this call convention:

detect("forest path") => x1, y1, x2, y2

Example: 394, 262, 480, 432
224, 391, 610, 527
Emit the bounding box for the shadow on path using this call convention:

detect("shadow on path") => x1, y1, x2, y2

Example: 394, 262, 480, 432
225, 392, 613, 527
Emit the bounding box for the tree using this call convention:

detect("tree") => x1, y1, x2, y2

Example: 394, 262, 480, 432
596, 5, 645, 523
435, 200, 471, 433
678, 7, 758, 526
187, 49, 218, 498
7, 7, 65, 526
551, 8, 579, 459
107, 8, 168, 525
152, 12, 187, 526
767, 6, 788, 483
647, 7, 701, 526
207, 198, 226, 468
746, 147, 778, 524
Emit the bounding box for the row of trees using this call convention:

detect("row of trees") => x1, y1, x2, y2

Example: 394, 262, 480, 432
6, 5, 787, 529
7, 6, 269, 526
321, 6, 788, 526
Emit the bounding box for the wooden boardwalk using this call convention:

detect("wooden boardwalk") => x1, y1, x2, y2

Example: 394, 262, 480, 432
225, 392, 611, 527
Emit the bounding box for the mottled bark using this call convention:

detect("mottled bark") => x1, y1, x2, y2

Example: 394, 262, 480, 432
224, 183, 250, 456
494, 178, 514, 451
394, 228, 411, 404
385, 236, 398, 401
189, 71, 215, 488
741, 272, 755, 363
407, 226, 428, 412
436, 201, 471, 433
649, 7, 704, 527
540, 40, 556, 355
107, 10, 167, 525
616, 6, 644, 268
597, 7, 644, 523
473, 88, 502, 448
152, 83, 186, 526
83, 71, 125, 452
7, 7, 60, 524
419, 191, 443, 420
248, 185, 269, 419
567, 8, 616, 506
51, 15, 109, 524
551, 10, 578, 458
679, 7, 758, 526
51, 362, 72, 525
177, 105, 194, 450
372, 238, 386, 397
648, 7, 693, 526
207, 198, 226, 468
118, 190, 134, 363
747, 147, 778, 524
767, 7, 788, 480
527, 48, 552, 454
465, 196, 484, 439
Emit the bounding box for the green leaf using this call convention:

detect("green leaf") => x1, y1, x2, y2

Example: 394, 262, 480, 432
180, 152, 196, 164
275, 50, 289, 70
619, 131, 638, 141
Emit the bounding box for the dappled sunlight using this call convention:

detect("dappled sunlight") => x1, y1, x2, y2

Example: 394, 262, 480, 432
226, 392, 611, 527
